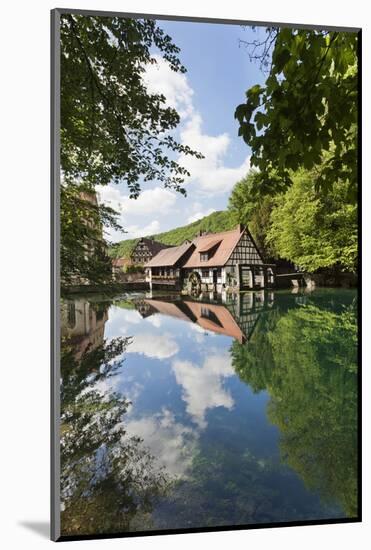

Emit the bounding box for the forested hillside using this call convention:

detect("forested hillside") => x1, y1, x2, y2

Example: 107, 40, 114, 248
109, 211, 235, 259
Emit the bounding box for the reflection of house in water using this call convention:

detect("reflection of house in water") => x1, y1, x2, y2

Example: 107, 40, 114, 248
134, 300, 160, 319
136, 291, 274, 344
61, 299, 108, 360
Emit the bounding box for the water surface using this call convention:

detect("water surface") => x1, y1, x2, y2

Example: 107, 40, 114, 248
60, 288, 358, 536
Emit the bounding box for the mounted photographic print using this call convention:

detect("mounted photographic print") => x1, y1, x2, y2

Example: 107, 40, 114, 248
51, 8, 361, 541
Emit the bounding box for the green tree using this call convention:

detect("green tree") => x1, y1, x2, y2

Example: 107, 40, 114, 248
61, 331, 171, 536
266, 169, 357, 272
230, 310, 279, 392
235, 29, 358, 200
61, 14, 202, 195
60, 14, 203, 285
61, 187, 120, 287
267, 304, 358, 518
231, 298, 358, 517
228, 170, 276, 259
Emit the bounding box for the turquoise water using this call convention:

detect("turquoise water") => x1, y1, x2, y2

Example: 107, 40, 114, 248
60, 288, 358, 536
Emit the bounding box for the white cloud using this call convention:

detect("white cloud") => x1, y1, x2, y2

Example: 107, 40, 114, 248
90, 373, 122, 399
124, 382, 144, 413
128, 332, 179, 359
179, 114, 251, 194
95, 55, 251, 242
118, 309, 141, 325
124, 220, 161, 239
193, 332, 205, 344
125, 408, 198, 477
188, 323, 207, 334
145, 57, 250, 195
96, 184, 123, 213
145, 315, 162, 328
97, 185, 177, 217
145, 56, 250, 193
187, 207, 216, 224
144, 55, 194, 119
187, 323, 207, 343
105, 306, 141, 330
172, 352, 235, 429
97, 184, 180, 240
104, 306, 142, 339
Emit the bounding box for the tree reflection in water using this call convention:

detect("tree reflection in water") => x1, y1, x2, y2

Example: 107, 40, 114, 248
60, 300, 171, 536
231, 296, 358, 518
59, 291, 358, 534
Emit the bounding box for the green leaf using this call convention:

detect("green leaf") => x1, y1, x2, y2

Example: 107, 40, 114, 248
274, 48, 291, 73
234, 103, 248, 123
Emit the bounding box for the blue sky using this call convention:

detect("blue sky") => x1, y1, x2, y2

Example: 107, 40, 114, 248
98, 20, 268, 242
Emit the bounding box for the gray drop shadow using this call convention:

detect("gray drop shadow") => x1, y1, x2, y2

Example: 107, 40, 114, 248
18, 521, 50, 539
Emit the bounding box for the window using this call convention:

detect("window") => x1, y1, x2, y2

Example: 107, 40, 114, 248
67, 302, 76, 329
200, 307, 223, 327
200, 253, 208, 262
202, 269, 209, 278
96, 306, 105, 322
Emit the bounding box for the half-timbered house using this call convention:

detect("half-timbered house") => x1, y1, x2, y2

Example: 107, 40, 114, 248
145, 225, 275, 292
130, 237, 170, 265
135, 290, 275, 344
145, 240, 195, 290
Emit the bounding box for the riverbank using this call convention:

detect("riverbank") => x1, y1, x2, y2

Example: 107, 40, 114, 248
306, 271, 358, 288
62, 281, 149, 296
62, 271, 357, 297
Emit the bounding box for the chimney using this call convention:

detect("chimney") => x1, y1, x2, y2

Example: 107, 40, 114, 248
238, 223, 245, 233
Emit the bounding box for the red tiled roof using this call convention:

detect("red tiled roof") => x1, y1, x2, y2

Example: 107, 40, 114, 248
112, 257, 128, 267
145, 242, 195, 267
182, 226, 244, 268
145, 299, 244, 343
184, 301, 244, 343
144, 300, 192, 322
198, 238, 222, 253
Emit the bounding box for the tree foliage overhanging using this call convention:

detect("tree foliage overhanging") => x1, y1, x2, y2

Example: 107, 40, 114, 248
60, 15, 203, 286
235, 29, 358, 201
61, 14, 203, 196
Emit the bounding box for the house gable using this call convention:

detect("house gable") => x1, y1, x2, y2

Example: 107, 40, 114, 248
182, 227, 242, 268
226, 230, 263, 266
131, 238, 169, 264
